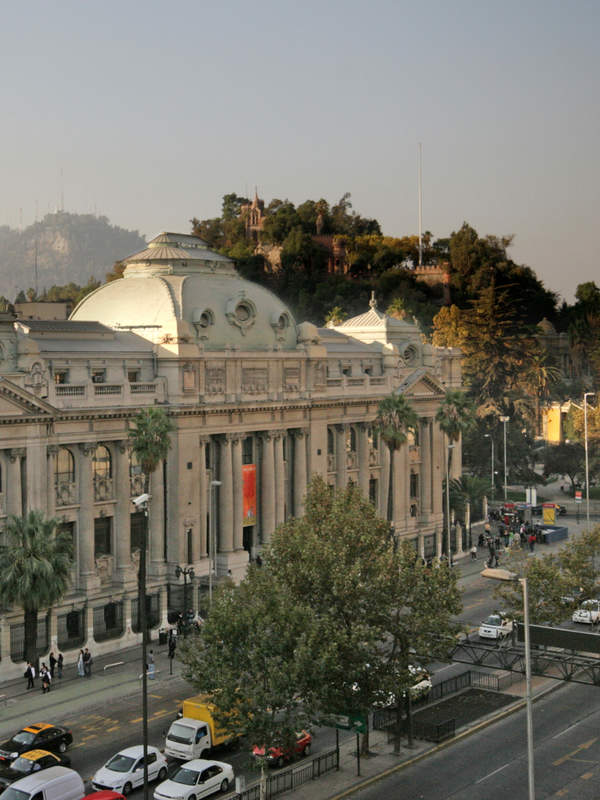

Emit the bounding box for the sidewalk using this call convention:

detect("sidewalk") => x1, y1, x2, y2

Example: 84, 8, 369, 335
0, 640, 187, 737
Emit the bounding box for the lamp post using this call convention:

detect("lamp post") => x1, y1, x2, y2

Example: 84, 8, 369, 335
520, 576, 535, 800
209, 480, 221, 605
484, 434, 495, 503
499, 416, 509, 501
584, 393, 595, 527
445, 441, 455, 559
175, 565, 195, 637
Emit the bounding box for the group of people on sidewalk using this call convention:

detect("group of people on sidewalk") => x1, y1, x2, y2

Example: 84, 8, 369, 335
24, 651, 64, 692
470, 512, 541, 565
24, 647, 94, 691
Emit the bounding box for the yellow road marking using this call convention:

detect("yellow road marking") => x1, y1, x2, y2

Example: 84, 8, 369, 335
130, 717, 143, 723
150, 694, 162, 699
581, 772, 595, 780
152, 709, 174, 719
555, 790, 568, 796
553, 738, 598, 766
106, 725, 120, 732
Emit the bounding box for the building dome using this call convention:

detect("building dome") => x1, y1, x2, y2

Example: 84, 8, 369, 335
70, 232, 297, 351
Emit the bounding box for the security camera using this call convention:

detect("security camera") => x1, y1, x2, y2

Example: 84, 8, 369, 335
132, 493, 150, 507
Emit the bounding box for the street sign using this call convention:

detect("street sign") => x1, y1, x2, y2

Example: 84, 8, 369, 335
327, 713, 367, 734
575, 490, 582, 504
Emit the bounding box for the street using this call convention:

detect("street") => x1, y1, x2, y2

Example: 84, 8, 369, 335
353, 681, 600, 799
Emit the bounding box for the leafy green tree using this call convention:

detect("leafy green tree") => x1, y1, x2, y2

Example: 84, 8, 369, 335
449, 475, 490, 522
374, 394, 418, 451
179, 569, 314, 799
543, 442, 585, 493
324, 305, 348, 325
523, 348, 562, 434
129, 408, 174, 799
0, 512, 72, 666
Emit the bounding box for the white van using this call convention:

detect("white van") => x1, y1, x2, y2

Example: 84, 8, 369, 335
0, 765, 84, 800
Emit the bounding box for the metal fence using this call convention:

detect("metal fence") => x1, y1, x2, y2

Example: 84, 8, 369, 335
234, 748, 339, 800
10, 617, 49, 661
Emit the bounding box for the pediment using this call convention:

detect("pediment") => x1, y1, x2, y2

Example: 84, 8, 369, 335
397, 369, 445, 399
0, 378, 55, 417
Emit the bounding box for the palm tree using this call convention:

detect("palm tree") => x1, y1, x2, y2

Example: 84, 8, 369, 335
374, 393, 418, 522
524, 350, 561, 434
129, 408, 174, 800
0, 511, 72, 667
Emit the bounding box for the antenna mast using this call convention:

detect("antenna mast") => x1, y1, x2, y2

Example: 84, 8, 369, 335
418, 142, 423, 267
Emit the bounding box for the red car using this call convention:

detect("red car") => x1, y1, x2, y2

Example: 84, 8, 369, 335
252, 730, 312, 768
82, 793, 125, 800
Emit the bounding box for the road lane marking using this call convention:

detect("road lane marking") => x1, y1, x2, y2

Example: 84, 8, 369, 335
554, 723, 580, 739
581, 771, 595, 779
130, 717, 143, 723
152, 709, 175, 719
150, 694, 162, 698
106, 725, 120, 732
555, 789, 569, 796
553, 738, 598, 766
475, 761, 511, 783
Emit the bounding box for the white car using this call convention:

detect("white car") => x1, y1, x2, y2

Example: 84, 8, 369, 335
92, 745, 168, 795
478, 613, 513, 640
572, 599, 600, 624
154, 758, 234, 800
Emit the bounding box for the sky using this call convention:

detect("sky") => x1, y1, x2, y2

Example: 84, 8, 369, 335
1, 0, 598, 302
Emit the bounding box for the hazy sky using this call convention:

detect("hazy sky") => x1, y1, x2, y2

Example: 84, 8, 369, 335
1, 0, 598, 302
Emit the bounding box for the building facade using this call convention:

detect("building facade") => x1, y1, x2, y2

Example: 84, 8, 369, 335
0, 232, 461, 681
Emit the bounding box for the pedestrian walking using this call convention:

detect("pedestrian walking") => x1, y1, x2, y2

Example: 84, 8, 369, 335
147, 649, 155, 680
57, 652, 64, 679
528, 533, 536, 553
49, 651, 57, 680
83, 647, 92, 678
470, 544, 477, 560
77, 649, 85, 678
25, 662, 36, 690
40, 664, 51, 693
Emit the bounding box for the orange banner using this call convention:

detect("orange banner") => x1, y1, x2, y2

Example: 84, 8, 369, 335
242, 464, 257, 526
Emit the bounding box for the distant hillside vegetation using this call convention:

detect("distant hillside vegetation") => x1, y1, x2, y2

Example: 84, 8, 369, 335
0, 212, 146, 301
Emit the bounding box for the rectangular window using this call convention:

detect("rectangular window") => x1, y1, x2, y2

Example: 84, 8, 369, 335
127, 369, 140, 382
242, 437, 253, 465
369, 478, 378, 506
91, 369, 106, 384
94, 517, 112, 556
54, 370, 69, 385
59, 521, 76, 560
130, 512, 147, 552
410, 473, 419, 498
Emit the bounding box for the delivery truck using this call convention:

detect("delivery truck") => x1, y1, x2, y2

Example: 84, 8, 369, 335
164, 694, 237, 760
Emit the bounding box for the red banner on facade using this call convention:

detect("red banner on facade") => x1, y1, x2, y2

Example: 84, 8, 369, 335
242, 464, 257, 526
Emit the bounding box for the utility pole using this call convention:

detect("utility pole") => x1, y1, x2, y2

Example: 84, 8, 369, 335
584, 392, 595, 527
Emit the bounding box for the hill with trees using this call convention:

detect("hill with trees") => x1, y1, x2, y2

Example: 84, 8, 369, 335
0, 212, 145, 303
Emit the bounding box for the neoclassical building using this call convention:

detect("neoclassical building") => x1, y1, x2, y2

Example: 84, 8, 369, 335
0, 232, 461, 680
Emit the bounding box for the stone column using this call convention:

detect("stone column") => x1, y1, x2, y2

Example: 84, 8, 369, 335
335, 425, 347, 489
25, 439, 45, 513
292, 428, 308, 516
232, 435, 244, 551
357, 423, 370, 499
391, 448, 403, 531
432, 423, 444, 518
77, 443, 97, 588
450, 432, 462, 480
84, 603, 94, 647
260, 432, 276, 543
48, 608, 58, 652
420, 419, 432, 520
123, 595, 133, 637
219, 436, 234, 552
198, 437, 209, 558
379, 444, 391, 519
115, 444, 132, 583
47, 445, 58, 518
0, 616, 10, 666
274, 431, 285, 526
418, 531, 425, 559
149, 460, 166, 576
6, 448, 24, 517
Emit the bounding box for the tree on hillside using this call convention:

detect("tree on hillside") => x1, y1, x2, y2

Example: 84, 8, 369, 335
0, 512, 72, 666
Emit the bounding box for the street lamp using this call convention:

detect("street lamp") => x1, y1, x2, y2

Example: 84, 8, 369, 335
175, 565, 195, 637
499, 416, 510, 501
519, 576, 535, 800
445, 441, 455, 560
584, 393, 595, 527
209, 480, 221, 605
484, 434, 494, 503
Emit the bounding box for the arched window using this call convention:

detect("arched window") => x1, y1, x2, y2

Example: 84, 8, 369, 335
55, 447, 75, 484
93, 445, 112, 479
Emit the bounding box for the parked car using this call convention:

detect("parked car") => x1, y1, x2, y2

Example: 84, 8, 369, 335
532, 503, 567, 517
478, 613, 513, 640
0, 725, 72, 764
252, 730, 312, 768
92, 746, 168, 796
572, 599, 600, 624
0, 749, 70, 792
83, 793, 126, 800
0, 765, 83, 800
153, 759, 234, 800
561, 587, 585, 605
